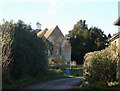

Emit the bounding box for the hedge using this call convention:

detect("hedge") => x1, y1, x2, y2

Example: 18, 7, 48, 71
83, 45, 118, 84
1, 20, 48, 83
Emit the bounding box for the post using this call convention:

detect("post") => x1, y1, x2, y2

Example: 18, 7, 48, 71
118, 53, 120, 87
0, 29, 2, 91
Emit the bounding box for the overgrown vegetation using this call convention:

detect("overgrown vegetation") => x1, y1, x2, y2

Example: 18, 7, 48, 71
1, 20, 48, 89
81, 45, 119, 90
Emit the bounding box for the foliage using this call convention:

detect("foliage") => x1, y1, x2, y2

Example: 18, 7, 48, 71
83, 45, 118, 84
1, 20, 48, 84
66, 20, 109, 64
108, 81, 119, 87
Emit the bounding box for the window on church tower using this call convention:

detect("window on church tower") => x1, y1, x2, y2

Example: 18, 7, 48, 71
50, 48, 53, 55
59, 46, 62, 55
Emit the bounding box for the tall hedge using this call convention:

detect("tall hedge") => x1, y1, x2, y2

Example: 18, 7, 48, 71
1, 20, 48, 82
83, 45, 118, 84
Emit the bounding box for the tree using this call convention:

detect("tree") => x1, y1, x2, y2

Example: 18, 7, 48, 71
1, 20, 48, 82
66, 20, 108, 64
88, 27, 108, 51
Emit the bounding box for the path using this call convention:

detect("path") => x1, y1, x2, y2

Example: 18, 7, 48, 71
23, 77, 84, 89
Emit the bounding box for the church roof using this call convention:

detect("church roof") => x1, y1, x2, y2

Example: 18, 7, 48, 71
37, 30, 44, 37
37, 26, 59, 39
44, 27, 55, 38
37, 26, 71, 48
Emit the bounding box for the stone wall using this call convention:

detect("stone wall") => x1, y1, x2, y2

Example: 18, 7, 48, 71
47, 26, 71, 63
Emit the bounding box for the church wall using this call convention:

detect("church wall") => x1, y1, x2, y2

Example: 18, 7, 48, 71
38, 26, 71, 64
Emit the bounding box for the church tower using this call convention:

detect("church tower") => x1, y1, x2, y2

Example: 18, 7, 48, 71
35, 22, 41, 33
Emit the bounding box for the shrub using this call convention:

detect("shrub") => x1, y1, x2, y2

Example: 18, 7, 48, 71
83, 45, 118, 84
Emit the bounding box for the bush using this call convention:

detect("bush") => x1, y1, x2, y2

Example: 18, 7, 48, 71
83, 45, 118, 84
1, 20, 48, 83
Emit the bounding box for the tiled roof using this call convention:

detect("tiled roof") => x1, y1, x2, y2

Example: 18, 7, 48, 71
109, 32, 120, 42
44, 27, 55, 38
37, 30, 44, 37
37, 26, 71, 47
37, 26, 58, 39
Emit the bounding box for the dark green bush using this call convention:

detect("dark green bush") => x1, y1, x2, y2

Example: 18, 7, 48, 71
1, 20, 48, 82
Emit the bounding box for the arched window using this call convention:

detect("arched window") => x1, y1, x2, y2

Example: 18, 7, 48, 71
59, 46, 62, 55
50, 48, 53, 55
59, 42, 62, 55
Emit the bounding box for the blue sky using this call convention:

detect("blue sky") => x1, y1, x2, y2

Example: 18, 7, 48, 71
0, 0, 119, 35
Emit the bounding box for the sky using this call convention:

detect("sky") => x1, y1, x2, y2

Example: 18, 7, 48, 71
0, 0, 119, 36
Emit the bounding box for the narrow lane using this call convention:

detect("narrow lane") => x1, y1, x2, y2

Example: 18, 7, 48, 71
23, 77, 84, 89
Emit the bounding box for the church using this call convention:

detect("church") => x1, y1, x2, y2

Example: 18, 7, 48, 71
35, 22, 71, 64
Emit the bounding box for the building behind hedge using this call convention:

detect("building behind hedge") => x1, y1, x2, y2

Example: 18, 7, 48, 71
110, 32, 120, 53
110, 17, 120, 82
110, 17, 120, 53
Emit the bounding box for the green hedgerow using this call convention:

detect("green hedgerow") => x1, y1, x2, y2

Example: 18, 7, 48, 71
83, 45, 118, 84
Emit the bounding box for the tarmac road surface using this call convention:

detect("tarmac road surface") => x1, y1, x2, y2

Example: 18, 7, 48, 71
23, 77, 84, 90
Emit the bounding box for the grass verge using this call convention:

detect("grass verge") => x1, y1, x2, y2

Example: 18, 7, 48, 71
2, 69, 65, 89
